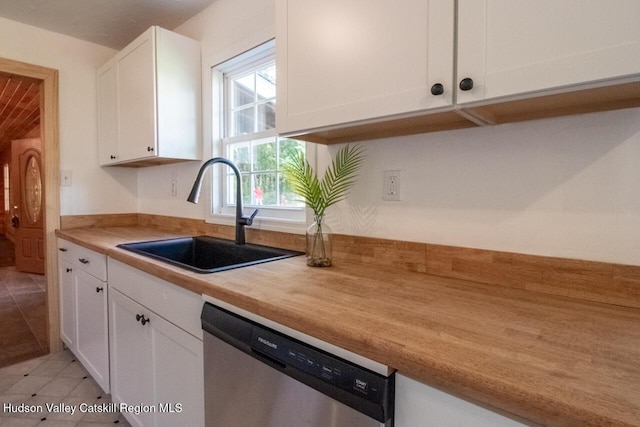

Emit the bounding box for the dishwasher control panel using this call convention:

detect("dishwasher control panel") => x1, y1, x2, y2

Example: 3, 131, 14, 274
251, 328, 389, 401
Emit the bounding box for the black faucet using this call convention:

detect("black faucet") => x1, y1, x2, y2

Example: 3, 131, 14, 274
187, 157, 258, 245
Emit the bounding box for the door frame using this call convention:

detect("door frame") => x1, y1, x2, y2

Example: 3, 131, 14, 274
0, 57, 61, 353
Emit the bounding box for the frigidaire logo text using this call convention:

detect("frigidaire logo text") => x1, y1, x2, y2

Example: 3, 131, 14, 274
257, 336, 278, 349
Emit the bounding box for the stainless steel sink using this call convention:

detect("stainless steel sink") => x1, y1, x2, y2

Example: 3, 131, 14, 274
117, 236, 303, 274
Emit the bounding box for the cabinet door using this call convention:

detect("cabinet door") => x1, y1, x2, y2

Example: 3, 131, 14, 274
277, 0, 454, 134
109, 288, 154, 427
150, 309, 204, 427
58, 259, 75, 349
155, 27, 201, 161
97, 59, 118, 165
115, 27, 157, 161
75, 269, 109, 393
395, 374, 526, 426
457, 0, 640, 105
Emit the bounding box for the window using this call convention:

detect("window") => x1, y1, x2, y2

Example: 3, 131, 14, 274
211, 40, 308, 227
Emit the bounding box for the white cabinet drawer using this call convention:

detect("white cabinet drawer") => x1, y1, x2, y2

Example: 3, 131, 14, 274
57, 239, 76, 263
57, 238, 107, 281
108, 258, 203, 339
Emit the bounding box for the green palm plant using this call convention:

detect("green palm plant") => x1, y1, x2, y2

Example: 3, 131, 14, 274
283, 144, 365, 266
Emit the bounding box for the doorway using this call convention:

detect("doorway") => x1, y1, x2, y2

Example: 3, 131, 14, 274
0, 57, 61, 364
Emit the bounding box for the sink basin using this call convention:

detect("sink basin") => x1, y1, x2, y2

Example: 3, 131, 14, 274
117, 236, 303, 274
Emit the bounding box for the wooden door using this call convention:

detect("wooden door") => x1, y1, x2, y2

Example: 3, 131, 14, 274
11, 138, 44, 274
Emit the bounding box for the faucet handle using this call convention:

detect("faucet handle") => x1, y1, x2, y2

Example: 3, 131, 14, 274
245, 209, 259, 226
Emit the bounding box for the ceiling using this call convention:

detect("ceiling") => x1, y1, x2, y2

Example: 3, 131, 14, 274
0, 72, 41, 152
0, 0, 217, 152
0, 0, 217, 49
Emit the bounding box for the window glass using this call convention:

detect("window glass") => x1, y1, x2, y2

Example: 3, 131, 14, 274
228, 64, 276, 137
226, 137, 305, 209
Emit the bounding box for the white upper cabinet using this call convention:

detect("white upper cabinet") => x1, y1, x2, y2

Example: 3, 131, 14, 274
97, 59, 117, 165
115, 29, 157, 162
98, 26, 202, 166
456, 0, 640, 106
277, 0, 640, 143
276, 0, 455, 136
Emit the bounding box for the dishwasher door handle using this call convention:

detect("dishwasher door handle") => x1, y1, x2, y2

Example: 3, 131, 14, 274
250, 348, 286, 370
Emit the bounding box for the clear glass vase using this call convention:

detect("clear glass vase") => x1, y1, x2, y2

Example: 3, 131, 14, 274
306, 215, 332, 267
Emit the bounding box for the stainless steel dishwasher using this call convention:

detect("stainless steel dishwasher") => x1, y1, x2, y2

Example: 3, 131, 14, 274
201, 302, 395, 427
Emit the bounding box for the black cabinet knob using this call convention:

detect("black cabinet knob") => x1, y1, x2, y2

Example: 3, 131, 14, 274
136, 314, 150, 325
147, 146, 154, 152
110, 155, 116, 159
459, 78, 474, 91
66, 268, 72, 273
430, 83, 444, 96
59, 248, 68, 252
78, 258, 89, 264
96, 287, 104, 293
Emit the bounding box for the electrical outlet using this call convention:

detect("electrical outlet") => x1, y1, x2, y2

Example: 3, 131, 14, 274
383, 170, 400, 201
171, 179, 178, 197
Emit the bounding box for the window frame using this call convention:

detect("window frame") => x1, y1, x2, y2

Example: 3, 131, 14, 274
207, 40, 312, 233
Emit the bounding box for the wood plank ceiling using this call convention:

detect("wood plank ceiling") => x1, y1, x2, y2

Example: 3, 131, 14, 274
0, 71, 41, 153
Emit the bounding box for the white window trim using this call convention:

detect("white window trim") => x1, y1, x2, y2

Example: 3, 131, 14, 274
205, 40, 313, 234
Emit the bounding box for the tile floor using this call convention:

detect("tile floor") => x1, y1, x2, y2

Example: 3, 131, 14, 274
0, 266, 48, 368
0, 349, 131, 426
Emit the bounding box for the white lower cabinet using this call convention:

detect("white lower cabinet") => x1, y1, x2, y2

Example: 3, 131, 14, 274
109, 288, 154, 427
108, 259, 204, 427
74, 269, 109, 391
57, 239, 109, 393
58, 258, 75, 349
395, 374, 526, 427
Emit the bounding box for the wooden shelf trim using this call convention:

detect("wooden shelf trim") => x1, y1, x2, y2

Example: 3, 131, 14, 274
291, 80, 640, 145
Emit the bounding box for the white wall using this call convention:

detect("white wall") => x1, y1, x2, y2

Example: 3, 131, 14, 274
331, 108, 640, 266
0, 16, 138, 215
137, 0, 640, 266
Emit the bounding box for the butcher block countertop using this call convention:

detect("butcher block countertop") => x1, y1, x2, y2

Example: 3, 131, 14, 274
56, 226, 640, 427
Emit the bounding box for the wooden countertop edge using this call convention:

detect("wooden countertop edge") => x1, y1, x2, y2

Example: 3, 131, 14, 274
56, 228, 640, 427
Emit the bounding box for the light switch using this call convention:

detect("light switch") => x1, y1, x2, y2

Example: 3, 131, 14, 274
61, 170, 72, 186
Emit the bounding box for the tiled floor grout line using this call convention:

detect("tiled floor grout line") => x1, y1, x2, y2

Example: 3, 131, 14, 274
0, 267, 48, 368
7, 284, 45, 351
23, 274, 47, 350
0, 348, 131, 426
